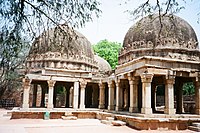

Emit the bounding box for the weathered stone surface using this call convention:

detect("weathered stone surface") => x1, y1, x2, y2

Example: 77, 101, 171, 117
112, 120, 126, 126
101, 120, 111, 125
61, 116, 77, 120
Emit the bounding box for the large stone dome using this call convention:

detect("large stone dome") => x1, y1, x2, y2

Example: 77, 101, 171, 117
119, 14, 200, 65
123, 14, 198, 49
26, 24, 98, 72
29, 24, 94, 58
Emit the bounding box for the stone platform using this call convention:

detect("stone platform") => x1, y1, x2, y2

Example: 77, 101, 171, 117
10, 108, 200, 130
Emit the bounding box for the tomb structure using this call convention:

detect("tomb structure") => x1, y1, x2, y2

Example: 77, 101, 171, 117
22, 14, 200, 116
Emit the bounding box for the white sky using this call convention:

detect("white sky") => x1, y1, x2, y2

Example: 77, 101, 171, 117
79, 0, 200, 45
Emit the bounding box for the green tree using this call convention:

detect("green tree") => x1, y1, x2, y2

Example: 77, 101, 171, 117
0, 0, 101, 98
183, 82, 195, 95
93, 39, 122, 69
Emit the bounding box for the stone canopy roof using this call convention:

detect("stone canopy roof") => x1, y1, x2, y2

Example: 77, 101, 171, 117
123, 14, 198, 50
29, 24, 94, 59
119, 14, 200, 65
26, 24, 112, 75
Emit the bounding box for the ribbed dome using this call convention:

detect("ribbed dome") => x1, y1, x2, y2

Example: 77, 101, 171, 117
123, 14, 198, 49
29, 24, 94, 58
94, 55, 112, 73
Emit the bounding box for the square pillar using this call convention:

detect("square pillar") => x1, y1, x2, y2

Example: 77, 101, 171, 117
164, 77, 176, 115
47, 80, 56, 109
140, 73, 153, 114
79, 81, 87, 109
128, 77, 139, 113
108, 81, 115, 110
73, 81, 79, 110
115, 79, 123, 111
32, 84, 38, 107
22, 78, 31, 110
195, 80, 200, 114
98, 83, 105, 109
176, 80, 184, 114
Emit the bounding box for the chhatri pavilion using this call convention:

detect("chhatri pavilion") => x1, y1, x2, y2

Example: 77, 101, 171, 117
17, 14, 200, 130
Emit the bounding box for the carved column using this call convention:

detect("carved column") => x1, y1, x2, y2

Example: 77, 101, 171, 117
73, 81, 79, 109
22, 78, 32, 109
128, 77, 139, 113
140, 73, 153, 114
195, 77, 200, 114
108, 81, 115, 110
115, 79, 123, 111
79, 81, 87, 109
32, 84, 38, 107
98, 83, 105, 109
47, 80, 56, 109
164, 76, 176, 114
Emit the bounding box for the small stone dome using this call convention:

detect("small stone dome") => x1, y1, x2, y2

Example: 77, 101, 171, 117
123, 14, 198, 49
29, 24, 94, 58
94, 55, 112, 73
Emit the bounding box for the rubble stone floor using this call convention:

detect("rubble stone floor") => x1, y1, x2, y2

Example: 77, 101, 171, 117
0, 109, 195, 133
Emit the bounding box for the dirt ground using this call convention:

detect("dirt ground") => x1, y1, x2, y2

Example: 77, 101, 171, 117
0, 109, 195, 133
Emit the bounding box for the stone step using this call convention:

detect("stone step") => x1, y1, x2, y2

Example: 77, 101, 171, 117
106, 117, 114, 121
61, 116, 77, 120
188, 126, 200, 132
192, 122, 200, 128
111, 120, 126, 126
101, 120, 112, 125
3, 112, 12, 117
64, 112, 74, 116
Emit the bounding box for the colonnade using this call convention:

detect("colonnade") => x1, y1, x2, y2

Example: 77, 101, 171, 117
22, 74, 200, 115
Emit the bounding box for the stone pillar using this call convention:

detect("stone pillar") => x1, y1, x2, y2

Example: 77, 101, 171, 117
195, 80, 200, 114
115, 80, 123, 111
99, 83, 105, 109
176, 80, 184, 114
32, 84, 38, 107
140, 73, 153, 114
40, 84, 47, 107
151, 84, 157, 113
124, 88, 128, 110
79, 81, 87, 109
69, 87, 73, 107
47, 80, 56, 109
164, 77, 176, 114
22, 78, 31, 109
128, 77, 139, 113
108, 81, 115, 110
73, 81, 79, 109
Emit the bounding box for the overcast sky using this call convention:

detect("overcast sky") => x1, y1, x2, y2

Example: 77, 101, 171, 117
79, 0, 200, 45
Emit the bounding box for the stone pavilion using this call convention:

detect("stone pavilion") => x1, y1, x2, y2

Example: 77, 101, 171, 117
21, 14, 200, 117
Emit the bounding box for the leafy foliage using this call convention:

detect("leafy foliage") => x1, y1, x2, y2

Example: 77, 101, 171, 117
183, 82, 195, 95
125, 0, 187, 20
0, 0, 101, 97
93, 39, 122, 69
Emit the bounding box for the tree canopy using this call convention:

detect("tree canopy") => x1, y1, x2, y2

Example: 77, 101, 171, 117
93, 39, 122, 69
